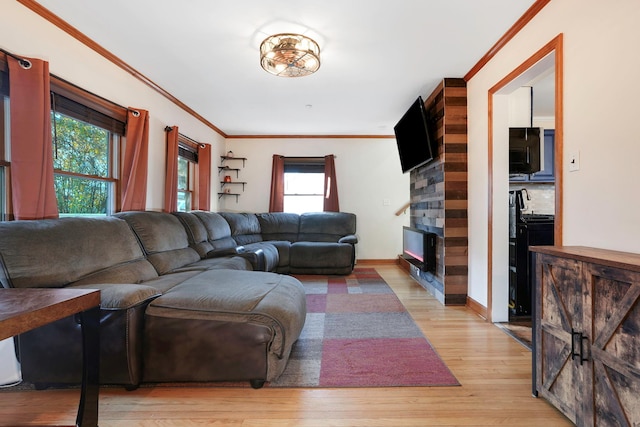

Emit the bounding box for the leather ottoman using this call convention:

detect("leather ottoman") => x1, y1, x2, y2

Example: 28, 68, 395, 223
142, 269, 306, 388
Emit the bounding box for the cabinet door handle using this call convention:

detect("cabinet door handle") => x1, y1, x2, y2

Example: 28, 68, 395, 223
571, 328, 580, 361
579, 335, 589, 365
571, 329, 589, 365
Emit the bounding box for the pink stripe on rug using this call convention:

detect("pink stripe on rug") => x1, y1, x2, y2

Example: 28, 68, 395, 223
325, 294, 406, 313
319, 338, 458, 387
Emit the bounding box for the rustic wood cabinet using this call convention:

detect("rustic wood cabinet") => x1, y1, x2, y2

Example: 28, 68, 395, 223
532, 246, 640, 426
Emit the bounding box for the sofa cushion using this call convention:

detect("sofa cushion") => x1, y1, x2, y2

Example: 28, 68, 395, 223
290, 241, 354, 267
256, 213, 300, 242
298, 212, 357, 242
115, 211, 201, 275
135, 270, 202, 294
289, 241, 355, 275
172, 211, 214, 258
219, 212, 263, 245
0, 216, 154, 289
179, 256, 253, 272
191, 211, 238, 249
68, 259, 160, 288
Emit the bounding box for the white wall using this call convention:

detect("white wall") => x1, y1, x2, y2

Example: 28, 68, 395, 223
1, 2, 227, 212
1, 4, 409, 261
508, 86, 533, 127
222, 138, 409, 260
467, 0, 640, 315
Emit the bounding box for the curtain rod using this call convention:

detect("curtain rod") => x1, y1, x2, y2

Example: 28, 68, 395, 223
0, 47, 32, 69
280, 155, 337, 160
165, 126, 206, 148
1, 48, 132, 114
51, 73, 129, 112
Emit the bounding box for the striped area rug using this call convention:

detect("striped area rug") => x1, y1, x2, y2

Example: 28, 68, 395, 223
270, 268, 459, 387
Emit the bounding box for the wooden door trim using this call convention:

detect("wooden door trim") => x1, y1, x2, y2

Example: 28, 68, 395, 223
486, 34, 564, 321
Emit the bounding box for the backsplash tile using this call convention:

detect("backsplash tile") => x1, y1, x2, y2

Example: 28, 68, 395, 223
509, 183, 555, 215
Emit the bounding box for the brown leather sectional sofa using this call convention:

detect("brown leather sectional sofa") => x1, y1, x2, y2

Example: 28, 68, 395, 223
0, 210, 357, 389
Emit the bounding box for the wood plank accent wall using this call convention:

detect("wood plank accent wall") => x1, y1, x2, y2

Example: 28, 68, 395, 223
410, 78, 468, 305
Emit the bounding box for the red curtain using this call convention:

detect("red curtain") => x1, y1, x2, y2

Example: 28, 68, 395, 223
268, 154, 284, 212
121, 108, 149, 211
8, 56, 59, 220
163, 126, 179, 212
197, 143, 211, 211
324, 154, 340, 212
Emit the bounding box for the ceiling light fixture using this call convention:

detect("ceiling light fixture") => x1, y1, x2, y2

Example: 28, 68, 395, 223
260, 33, 320, 77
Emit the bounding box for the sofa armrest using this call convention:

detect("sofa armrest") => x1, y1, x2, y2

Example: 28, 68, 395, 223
67, 283, 161, 310
205, 246, 266, 271
236, 248, 266, 271
339, 234, 358, 244
206, 246, 245, 258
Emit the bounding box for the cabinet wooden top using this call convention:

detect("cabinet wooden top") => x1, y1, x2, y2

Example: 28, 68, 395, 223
530, 245, 640, 272
0, 288, 100, 340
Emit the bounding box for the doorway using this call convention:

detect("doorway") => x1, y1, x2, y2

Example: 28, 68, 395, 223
487, 35, 564, 323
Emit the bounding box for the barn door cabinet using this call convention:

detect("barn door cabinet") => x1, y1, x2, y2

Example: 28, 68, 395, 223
531, 246, 640, 426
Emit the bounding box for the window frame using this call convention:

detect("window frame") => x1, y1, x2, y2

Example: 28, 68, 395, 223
49, 84, 126, 216
176, 136, 199, 212
51, 111, 120, 216
283, 157, 326, 214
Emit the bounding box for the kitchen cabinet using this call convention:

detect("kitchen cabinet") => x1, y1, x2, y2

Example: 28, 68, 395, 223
531, 246, 640, 426
510, 129, 555, 183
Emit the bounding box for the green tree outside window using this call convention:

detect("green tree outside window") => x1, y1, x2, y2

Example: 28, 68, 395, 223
177, 156, 192, 212
51, 112, 114, 215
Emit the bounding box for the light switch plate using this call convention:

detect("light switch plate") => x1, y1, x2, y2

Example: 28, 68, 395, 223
569, 150, 580, 172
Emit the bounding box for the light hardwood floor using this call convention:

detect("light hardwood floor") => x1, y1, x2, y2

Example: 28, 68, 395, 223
0, 264, 572, 426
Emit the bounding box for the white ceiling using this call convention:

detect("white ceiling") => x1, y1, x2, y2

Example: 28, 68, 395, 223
35, 0, 537, 136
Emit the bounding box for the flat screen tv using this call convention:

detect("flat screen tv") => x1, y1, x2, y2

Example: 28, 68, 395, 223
394, 96, 434, 174
509, 127, 541, 174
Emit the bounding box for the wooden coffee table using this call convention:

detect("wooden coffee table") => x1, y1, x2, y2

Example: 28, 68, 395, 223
0, 288, 100, 427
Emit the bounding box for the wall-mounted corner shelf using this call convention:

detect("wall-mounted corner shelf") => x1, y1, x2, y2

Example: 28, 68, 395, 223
218, 166, 240, 178
217, 193, 240, 202
218, 155, 246, 203
220, 156, 247, 167
220, 181, 247, 191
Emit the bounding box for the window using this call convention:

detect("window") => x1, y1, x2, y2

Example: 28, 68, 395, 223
283, 158, 325, 214
51, 92, 124, 216
0, 55, 127, 219
176, 138, 197, 212
52, 112, 116, 216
